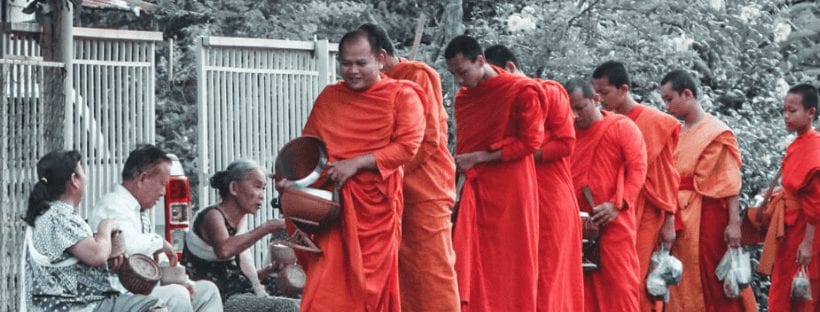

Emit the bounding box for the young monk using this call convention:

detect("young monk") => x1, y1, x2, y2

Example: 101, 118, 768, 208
592, 61, 680, 311
484, 44, 583, 312
445, 35, 544, 312
356, 23, 459, 312
660, 69, 755, 312
566, 78, 646, 312
760, 83, 820, 312
281, 29, 425, 312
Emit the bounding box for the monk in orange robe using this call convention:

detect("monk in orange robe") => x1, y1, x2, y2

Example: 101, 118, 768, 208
565, 78, 647, 312
592, 61, 679, 311
659, 69, 756, 312
485, 45, 584, 312
759, 84, 820, 312
445, 35, 544, 312
357, 24, 460, 312
288, 30, 425, 312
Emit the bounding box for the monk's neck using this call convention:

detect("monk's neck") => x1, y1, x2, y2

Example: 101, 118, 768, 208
383, 56, 400, 71
615, 97, 637, 115
682, 103, 706, 132
478, 64, 498, 85
796, 126, 813, 137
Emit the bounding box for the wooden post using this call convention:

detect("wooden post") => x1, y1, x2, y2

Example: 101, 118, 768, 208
41, 0, 74, 151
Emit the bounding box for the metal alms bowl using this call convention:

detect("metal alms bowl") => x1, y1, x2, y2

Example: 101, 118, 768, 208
275, 136, 327, 188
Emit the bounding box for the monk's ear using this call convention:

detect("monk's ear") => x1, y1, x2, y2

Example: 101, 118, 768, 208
593, 93, 601, 103
618, 84, 630, 96
475, 54, 485, 66
376, 49, 387, 68
505, 61, 517, 73
809, 107, 817, 120
682, 88, 694, 100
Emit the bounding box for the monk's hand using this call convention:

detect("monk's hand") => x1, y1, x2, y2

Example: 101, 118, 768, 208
327, 158, 363, 186
455, 151, 488, 172
591, 202, 618, 226
724, 221, 742, 248
797, 238, 814, 265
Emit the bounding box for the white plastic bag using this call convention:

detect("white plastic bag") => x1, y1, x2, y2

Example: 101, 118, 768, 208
733, 248, 752, 288
716, 247, 751, 298
791, 265, 813, 301
646, 245, 683, 301
723, 269, 741, 298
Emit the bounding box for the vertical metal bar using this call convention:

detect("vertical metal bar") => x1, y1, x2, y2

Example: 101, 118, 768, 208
196, 38, 209, 209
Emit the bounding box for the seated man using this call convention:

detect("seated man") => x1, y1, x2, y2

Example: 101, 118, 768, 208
89, 145, 222, 312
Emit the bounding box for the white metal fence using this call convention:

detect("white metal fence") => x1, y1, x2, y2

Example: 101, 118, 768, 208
196, 36, 338, 265
0, 23, 161, 311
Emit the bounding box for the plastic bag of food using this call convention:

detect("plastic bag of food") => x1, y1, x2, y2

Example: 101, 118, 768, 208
646, 245, 683, 301
791, 265, 813, 301
716, 248, 752, 287
723, 269, 741, 298
733, 248, 752, 288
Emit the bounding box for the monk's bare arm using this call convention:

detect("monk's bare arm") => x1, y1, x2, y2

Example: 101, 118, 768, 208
724, 195, 742, 247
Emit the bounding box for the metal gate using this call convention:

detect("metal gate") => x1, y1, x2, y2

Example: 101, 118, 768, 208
196, 36, 337, 265
0, 23, 161, 311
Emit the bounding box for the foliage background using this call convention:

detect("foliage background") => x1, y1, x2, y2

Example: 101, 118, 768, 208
79, 0, 820, 309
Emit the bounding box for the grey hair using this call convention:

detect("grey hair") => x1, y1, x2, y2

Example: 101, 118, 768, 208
209, 159, 265, 198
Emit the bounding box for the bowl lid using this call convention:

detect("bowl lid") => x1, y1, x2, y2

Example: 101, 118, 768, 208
275, 136, 327, 187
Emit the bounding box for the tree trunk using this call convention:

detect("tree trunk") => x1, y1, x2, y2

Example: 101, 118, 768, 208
443, 0, 463, 44
41, 0, 73, 151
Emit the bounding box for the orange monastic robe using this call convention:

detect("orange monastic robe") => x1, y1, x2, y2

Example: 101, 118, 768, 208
385, 58, 460, 312
624, 104, 681, 311
298, 76, 425, 312
533, 79, 584, 312
572, 111, 647, 312
668, 114, 753, 312
766, 129, 820, 312
453, 67, 544, 312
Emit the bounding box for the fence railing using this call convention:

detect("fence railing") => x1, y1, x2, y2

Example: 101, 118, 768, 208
196, 36, 338, 265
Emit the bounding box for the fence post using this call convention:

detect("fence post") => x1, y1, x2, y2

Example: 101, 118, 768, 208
316, 39, 329, 88
196, 37, 209, 210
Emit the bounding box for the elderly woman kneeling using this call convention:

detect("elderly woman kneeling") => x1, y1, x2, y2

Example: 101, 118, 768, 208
182, 159, 299, 312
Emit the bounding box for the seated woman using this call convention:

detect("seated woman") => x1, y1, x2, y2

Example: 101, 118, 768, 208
762, 84, 820, 311
24, 150, 160, 312
182, 159, 299, 312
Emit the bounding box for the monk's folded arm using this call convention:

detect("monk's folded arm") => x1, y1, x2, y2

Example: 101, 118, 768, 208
538, 95, 575, 162
374, 87, 426, 178
404, 76, 441, 173
499, 86, 545, 161
619, 120, 649, 210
